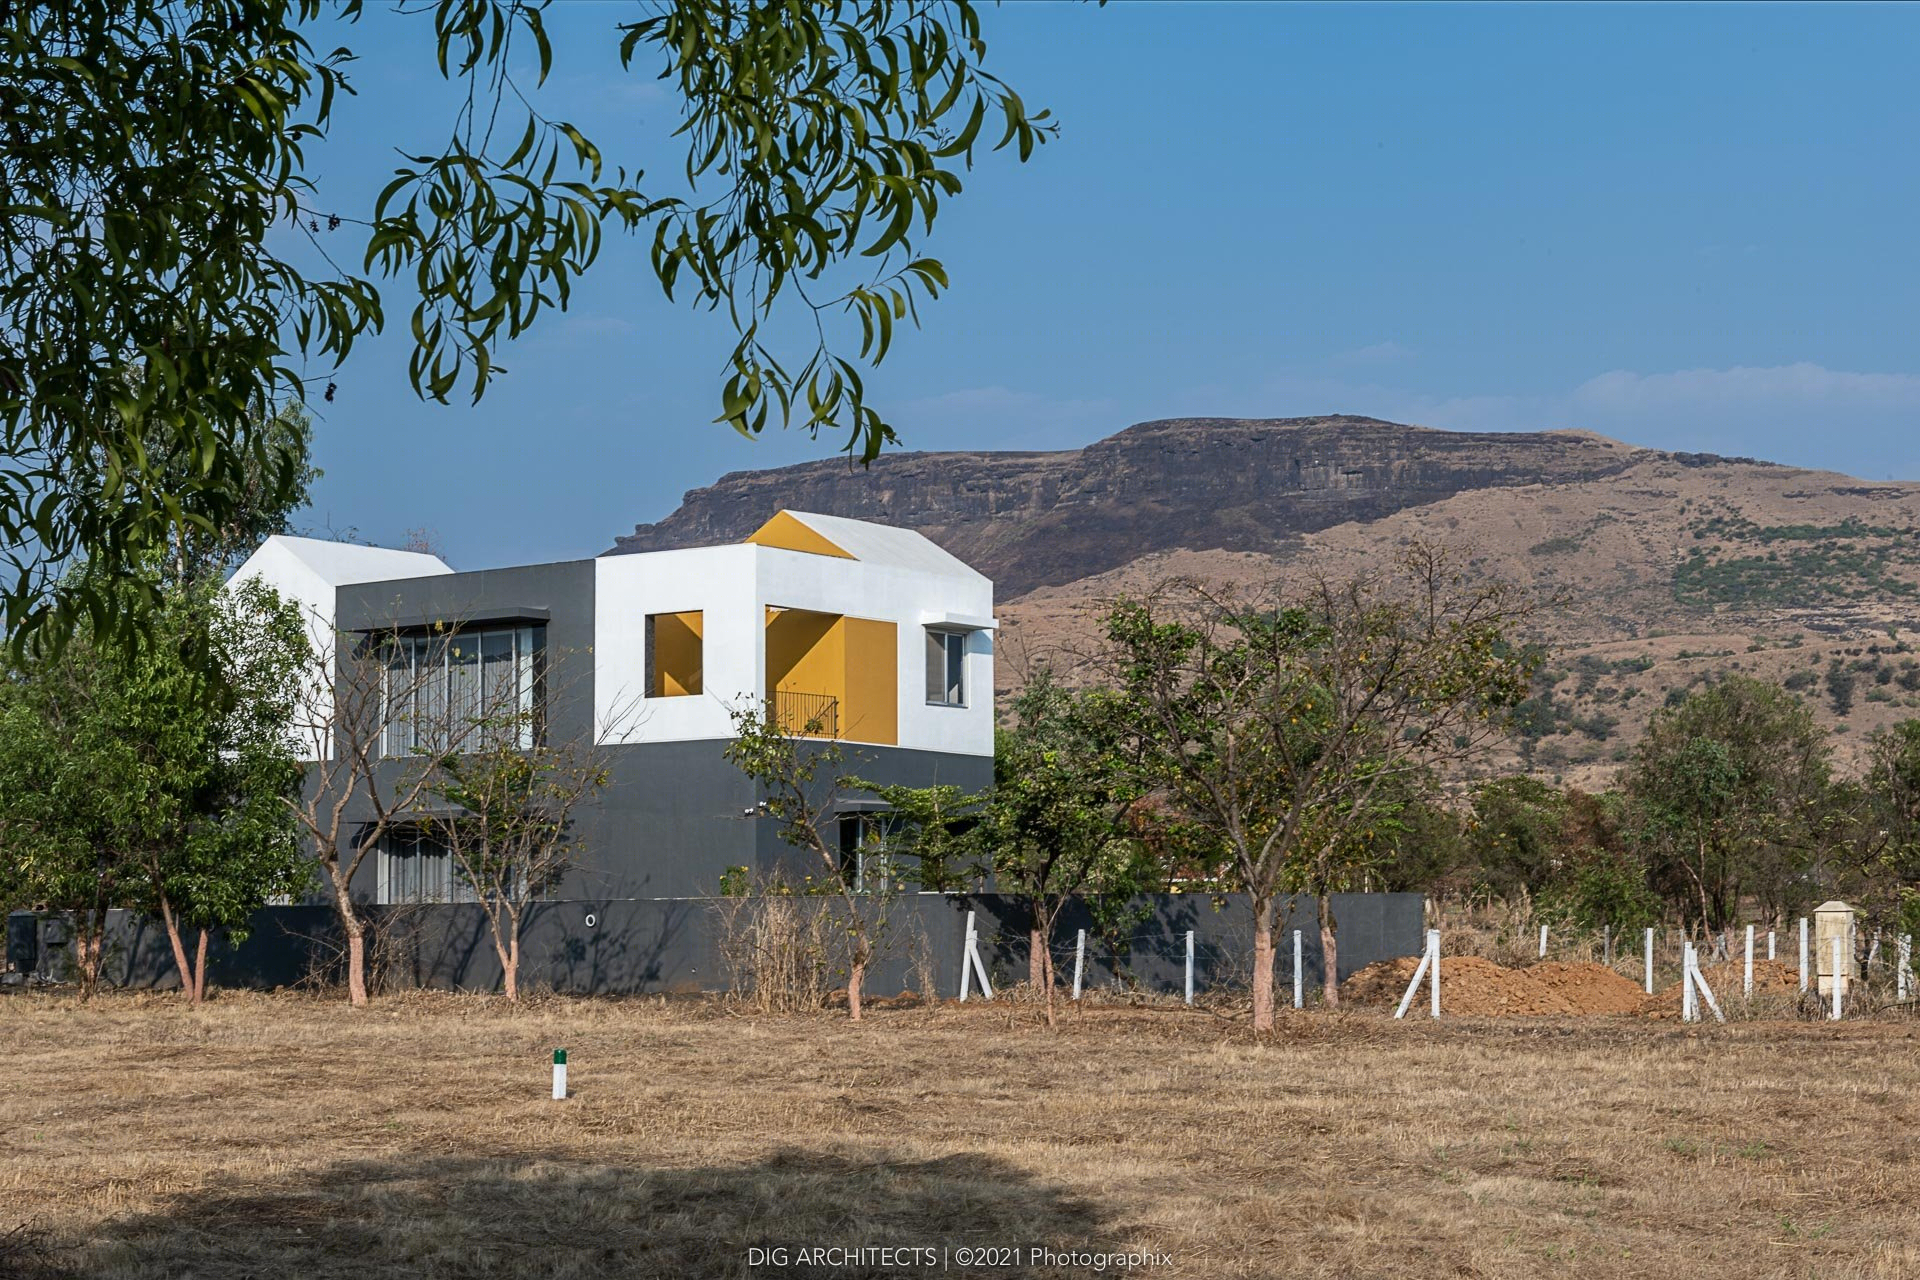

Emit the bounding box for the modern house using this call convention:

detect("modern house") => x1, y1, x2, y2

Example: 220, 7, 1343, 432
231, 511, 997, 903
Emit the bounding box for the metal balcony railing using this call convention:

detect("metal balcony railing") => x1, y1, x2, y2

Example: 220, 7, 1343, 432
769, 690, 839, 738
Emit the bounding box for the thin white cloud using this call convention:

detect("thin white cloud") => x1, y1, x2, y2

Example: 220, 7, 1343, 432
1571, 363, 1920, 413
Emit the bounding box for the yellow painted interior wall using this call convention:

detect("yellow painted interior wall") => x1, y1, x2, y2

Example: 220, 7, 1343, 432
842, 617, 898, 746
763, 607, 899, 746
650, 610, 704, 697
744, 511, 854, 559
766, 607, 844, 699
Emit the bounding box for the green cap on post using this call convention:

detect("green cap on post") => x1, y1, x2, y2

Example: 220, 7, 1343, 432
553, 1048, 567, 1065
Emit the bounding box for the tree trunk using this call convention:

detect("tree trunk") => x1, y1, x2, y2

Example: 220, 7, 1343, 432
330, 868, 370, 1006
1042, 926, 1057, 1030
502, 932, 520, 1003
345, 918, 368, 1006
1251, 893, 1275, 1033
847, 947, 866, 1023
158, 896, 196, 1006
1319, 896, 1341, 1010
76, 925, 104, 1000
1028, 922, 1046, 991
192, 928, 209, 1004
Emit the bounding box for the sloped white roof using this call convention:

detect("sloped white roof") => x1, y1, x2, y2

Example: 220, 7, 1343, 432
259, 535, 454, 585
782, 511, 985, 581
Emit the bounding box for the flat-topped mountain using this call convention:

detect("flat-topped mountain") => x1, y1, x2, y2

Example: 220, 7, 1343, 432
609, 416, 1645, 597
612, 415, 1920, 783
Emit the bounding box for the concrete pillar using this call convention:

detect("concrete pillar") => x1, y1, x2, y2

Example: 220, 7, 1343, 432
1813, 900, 1858, 1001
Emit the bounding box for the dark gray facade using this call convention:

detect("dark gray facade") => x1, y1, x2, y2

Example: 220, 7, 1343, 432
328, 558, 991, 904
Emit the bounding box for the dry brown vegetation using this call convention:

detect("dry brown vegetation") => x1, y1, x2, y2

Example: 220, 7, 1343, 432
4, 991, 1919, 1278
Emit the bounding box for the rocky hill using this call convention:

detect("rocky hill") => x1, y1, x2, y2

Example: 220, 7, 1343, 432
611, 415, 1920, 784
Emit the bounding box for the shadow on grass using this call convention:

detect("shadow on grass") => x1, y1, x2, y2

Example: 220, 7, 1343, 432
64, 1149, 1125, 1280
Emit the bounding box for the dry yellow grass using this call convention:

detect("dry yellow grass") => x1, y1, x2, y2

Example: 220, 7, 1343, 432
3, 990, 1918, 1278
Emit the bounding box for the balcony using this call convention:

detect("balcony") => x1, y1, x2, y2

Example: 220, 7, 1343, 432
769, 689, 839, 738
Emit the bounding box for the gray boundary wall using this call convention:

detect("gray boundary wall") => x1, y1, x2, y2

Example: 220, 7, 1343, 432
60, 893, 1423, 999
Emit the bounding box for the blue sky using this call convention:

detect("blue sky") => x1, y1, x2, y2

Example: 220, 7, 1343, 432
295, 2, 1920, 569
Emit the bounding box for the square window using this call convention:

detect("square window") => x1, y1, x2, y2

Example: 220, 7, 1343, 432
647, 611, 704, 697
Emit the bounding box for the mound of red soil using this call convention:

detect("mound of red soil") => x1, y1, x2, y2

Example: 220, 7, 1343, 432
1526, 961, 1651, 1015
1341, 954, 1579, 1016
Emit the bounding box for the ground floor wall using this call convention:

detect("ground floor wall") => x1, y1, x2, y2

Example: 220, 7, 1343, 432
25, 893, 1423, 999
327, 740, 995, 903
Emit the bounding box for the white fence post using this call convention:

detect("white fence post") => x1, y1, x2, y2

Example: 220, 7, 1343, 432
1689, 946, 1726, 1024
1072, 928, 1086, 1001
1682, 943, 1697, 1023
1429, 929, 1441, 1019
1394, 931, 1438, 1020
1768, 929, 1776, 961
1831, 934, 1844, 1021
1184, 930, 1195, 1006
1644, 927, 1655, 995
1539, 923, 1548, 959
1744, 925, 1755, 1000
1799, 917, 1809, 993
960, 910, 975, 1001
1292, 928, 1303, 1010
1898, 935, 1912, 1003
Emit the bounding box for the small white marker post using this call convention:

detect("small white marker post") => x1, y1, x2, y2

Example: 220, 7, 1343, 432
1292, 929, 1303, 1010
1071, 928, 1086, 1001
551, 1048, 567, 1101
1394, 930, 1440, 1020
1184, 930, 1195, 1006
1539, 923, 1549, 959
1644, 927, 1655, 995
1799, 917, 1810, 993
1768, 930, 1777, 962
1831, 934, 1845, 1021
1744, 925, 1755, 1000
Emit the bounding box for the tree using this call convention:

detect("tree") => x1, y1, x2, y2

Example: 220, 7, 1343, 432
724, 701, 881, 1021
285, 619, 471, 1006
1625, 676, 1832, 935
2, 0, 1053, 658
976, 670, 1152, 1027
1103, 546, 1536, 1031
0, 572, 310, 999
844, 779, 985, 894
417, 668, 615, 1002
1858, 719, 1920, 940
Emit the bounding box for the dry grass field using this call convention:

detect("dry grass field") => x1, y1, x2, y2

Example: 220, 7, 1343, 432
3, 991, 1918, 1279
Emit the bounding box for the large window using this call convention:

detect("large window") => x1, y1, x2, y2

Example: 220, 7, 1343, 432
381, 828, 473, 904
382, 625, 544, 756
925, 628, 966, 707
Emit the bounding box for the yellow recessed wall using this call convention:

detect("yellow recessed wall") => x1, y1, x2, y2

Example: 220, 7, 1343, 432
745, 511, 854, 559
763, 606, 897, 745
842, 617, 898, 746
649, 610, 704, 697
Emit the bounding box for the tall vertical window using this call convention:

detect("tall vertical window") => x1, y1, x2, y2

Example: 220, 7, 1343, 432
382, 625, 545, 756
925, 629, 966, 707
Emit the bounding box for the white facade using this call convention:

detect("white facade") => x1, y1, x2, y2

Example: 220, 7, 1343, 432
229, 536, 456, 749
593, 512, 995, 757
234, 513, 995, 762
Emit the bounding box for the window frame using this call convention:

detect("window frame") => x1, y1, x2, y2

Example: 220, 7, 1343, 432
924, 627, 967, 708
